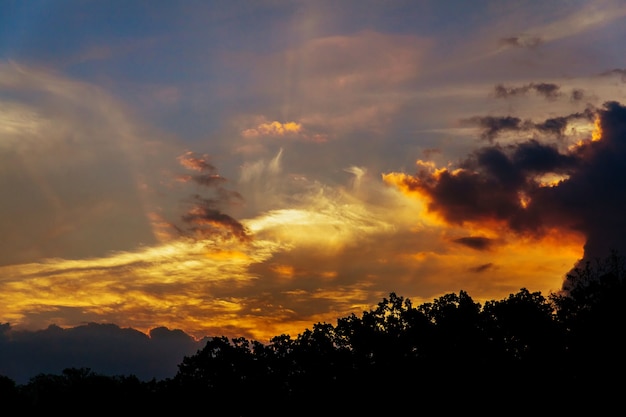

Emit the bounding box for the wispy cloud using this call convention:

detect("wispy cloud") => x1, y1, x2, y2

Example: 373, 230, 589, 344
0, 62, 181, 265
494, 82, 562, 99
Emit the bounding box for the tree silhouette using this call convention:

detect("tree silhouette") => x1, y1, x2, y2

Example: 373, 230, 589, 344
550, 251, 626, 402
17, 367, 154, 412
0, 375, 19, 408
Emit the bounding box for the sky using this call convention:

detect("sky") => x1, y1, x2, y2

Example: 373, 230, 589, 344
2, 0, 626, 383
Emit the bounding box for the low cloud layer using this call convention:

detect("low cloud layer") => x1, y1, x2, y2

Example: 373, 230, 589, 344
0, 323, 204, 384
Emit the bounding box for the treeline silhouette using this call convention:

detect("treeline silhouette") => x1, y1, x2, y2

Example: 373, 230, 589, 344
2, 252, 625, 413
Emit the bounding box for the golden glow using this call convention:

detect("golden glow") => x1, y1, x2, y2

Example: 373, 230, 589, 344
591, 116, 602, 142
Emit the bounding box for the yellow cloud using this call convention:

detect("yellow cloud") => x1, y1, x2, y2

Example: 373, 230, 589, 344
242, 120, 303, 137
245, 204, 394, 252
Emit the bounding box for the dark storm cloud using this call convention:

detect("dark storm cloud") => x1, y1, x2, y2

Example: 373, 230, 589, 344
510, 139, 576, 172
402, 101, 626, 269
453, 236, 495, 250
403, 137, 574, 229
494, 82, 561, 99
0, 323, 205, 385
549, 101, 626, 264
470, 146, 525, 186
407, 158, 523, 224
177, 152, 251, 241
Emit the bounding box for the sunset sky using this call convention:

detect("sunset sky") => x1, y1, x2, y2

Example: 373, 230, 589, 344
2, 0, 626, 383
